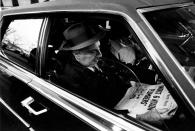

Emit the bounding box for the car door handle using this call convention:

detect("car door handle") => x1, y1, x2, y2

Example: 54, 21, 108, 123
21, 96, 48, 116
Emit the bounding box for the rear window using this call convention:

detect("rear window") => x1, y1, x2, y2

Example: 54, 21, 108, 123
1, 18, 43, 72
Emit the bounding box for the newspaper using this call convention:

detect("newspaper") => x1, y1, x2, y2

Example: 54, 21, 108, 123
115, 83, 177, 119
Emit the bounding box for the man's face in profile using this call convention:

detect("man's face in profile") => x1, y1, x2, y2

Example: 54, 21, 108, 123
74, 41, 102, 67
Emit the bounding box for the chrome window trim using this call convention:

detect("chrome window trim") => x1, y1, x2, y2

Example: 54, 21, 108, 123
38, 17, 49, 75
137, 2, 194, 13
0, 58, 33, 83
1, 9, 113, 18
137, 4, 195, 111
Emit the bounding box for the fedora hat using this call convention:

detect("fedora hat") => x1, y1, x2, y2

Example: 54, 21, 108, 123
61, 23, 105, 51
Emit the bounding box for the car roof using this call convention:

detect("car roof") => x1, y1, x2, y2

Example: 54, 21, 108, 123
0, 0, 193, 22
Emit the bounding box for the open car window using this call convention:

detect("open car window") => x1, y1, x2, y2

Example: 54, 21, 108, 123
42, 13, 195, 131
143, 5, 195, 83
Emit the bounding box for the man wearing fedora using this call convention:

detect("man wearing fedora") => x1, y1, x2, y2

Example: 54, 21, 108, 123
55, 22, 129, 108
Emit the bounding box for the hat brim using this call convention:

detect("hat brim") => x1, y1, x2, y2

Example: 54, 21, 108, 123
62, 30, 105, 51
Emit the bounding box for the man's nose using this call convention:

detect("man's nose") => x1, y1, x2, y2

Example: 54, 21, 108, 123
96, 49, 102, 57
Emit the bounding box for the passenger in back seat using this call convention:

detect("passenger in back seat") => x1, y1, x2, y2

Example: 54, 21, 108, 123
55, 22, 129, 108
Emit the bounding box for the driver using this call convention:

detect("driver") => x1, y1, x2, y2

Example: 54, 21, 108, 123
108, 26, 158, 84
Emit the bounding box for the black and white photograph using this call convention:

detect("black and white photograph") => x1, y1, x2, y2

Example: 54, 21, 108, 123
0, 0, 195, 131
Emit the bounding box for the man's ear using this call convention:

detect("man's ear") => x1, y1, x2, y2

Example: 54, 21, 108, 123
73, 52, 81, 62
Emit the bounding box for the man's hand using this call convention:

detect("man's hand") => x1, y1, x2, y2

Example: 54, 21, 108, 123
136, 108, 171, 124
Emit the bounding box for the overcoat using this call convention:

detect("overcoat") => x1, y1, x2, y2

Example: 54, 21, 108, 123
56, 57, 128, 108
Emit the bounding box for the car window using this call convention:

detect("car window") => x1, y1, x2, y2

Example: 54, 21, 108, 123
42, 14, 195, 131
1, 18, 43, 72
143, 5, 195, 83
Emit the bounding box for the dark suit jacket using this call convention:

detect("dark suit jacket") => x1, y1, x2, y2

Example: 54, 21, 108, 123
56, 58, 128, 108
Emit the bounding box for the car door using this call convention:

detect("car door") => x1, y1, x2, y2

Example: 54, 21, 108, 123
0, 15, 96, 131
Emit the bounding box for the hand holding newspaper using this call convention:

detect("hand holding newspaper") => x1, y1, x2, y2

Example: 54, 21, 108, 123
115, 82, 178, 123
